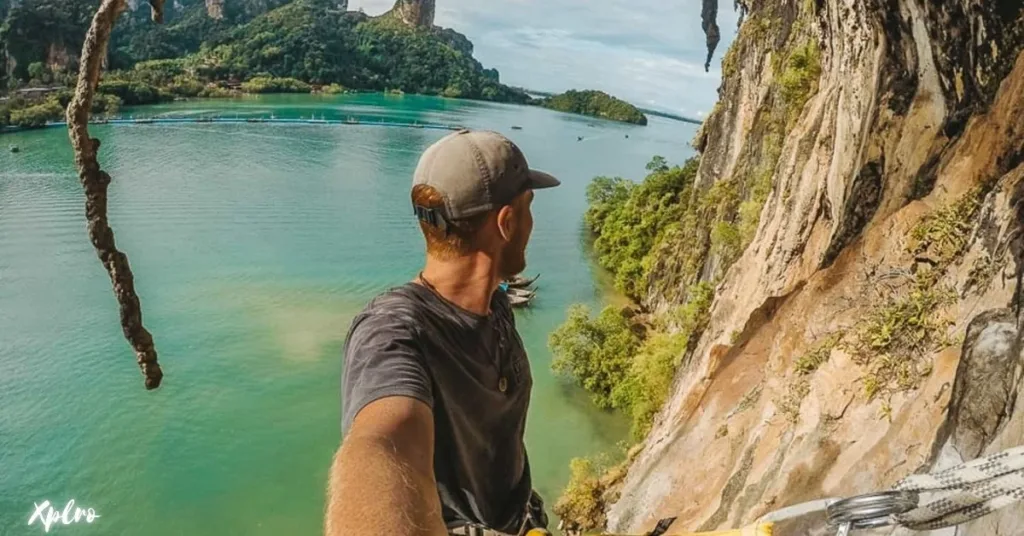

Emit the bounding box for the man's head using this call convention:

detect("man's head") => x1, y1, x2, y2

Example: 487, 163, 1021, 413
411, 130, 559, 278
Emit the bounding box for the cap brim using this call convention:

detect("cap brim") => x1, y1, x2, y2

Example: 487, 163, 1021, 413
526, 169, 561, 189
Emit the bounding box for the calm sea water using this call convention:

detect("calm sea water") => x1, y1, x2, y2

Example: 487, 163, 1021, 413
0, 93, 696, 535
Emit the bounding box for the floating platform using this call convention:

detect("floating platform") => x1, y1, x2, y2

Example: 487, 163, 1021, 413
9, 116, 463, 133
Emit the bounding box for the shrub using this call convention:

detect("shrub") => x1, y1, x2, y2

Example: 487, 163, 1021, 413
711, 221, 742, 263
322, 83, 347, 94
584, 176, 633, 234
551, 283, 714, 440
776, 377, 810, 424
794, 332, 843, 375
198, 86, 237, 98
27, 62, 49, 83
240, 76, 312, 94
778, 40, 821, 126
165, 76, 205, 98
612, 331, 688, 439
850, 277, 956, 400
98, 80, 164, 105
550, 305, 640, 410
909, 188, 984, 266
90, 93, 122, 117
9, 98, 63, 128
553, 457, 609, 533
129, 59, 192, 86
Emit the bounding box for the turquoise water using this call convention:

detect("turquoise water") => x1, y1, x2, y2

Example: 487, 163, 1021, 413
0, 93, 696, 535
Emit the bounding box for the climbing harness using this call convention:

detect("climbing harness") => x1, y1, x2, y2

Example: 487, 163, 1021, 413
604, 444, 1024, 535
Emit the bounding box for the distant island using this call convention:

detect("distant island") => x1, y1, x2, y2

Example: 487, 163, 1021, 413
533, 89, 648, 125
0, 0, 680, 131
0, 0, 529, 128
523, 88, 702, 125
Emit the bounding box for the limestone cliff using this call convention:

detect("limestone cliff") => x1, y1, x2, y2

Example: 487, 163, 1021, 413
206, 0, 224, 19
604, 0, 1024, 533
385, 0, 434, 28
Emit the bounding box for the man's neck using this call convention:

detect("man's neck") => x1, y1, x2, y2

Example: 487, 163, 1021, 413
416, 257, 500, 316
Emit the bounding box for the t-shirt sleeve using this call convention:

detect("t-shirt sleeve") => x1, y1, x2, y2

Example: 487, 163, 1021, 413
341, 313, 433, 433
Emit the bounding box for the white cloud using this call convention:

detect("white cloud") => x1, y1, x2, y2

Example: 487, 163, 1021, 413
348, 0, 740, 116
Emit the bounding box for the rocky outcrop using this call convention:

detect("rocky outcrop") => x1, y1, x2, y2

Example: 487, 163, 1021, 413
701, 0, 720, 72
605, 0, 1024, 533
385, 0, 434, 28
206, 0, 224, 20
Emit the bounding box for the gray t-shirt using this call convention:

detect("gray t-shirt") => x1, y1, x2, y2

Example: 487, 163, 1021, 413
341, 282, 533, 533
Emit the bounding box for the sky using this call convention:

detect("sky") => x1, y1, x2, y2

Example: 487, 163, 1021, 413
348, 0, 740, 118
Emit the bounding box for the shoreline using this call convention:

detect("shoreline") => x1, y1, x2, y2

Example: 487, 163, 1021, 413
2, 115, 464, 136
2, 89, 694, 138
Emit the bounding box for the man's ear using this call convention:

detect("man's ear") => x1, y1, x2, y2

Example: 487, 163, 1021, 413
496, 205, 516, 243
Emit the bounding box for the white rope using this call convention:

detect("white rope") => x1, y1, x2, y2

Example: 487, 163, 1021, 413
892, 446, 1024, 530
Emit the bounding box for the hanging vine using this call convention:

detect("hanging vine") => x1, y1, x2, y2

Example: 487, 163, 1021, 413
65, 0, 170, 389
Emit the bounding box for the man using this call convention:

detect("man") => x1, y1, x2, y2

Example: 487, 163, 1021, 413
326, 129, 560, 536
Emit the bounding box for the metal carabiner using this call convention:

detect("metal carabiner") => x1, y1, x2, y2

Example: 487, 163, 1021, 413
825, 491, 919, 535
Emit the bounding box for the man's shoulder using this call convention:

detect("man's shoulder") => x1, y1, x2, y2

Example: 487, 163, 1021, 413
353, 283, 424, 329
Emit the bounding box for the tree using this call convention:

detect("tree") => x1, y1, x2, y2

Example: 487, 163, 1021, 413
646, 155, 669, 173
549, 304, 640, 409
27, 61, 48, 82
9, 97, 62, 127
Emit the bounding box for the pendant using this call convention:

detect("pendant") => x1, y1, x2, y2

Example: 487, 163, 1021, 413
498, 377, 508, 393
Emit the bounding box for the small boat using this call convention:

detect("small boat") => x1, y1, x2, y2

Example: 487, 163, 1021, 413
9, 145, 19, 153
507, 288, 536, 300
505, 273, 540, 288
511, 125, 523, 130
508, 293, 534, 308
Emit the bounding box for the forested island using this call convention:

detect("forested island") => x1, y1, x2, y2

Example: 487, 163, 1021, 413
0, 0, 650, 129
0, 0, 530, 128
536, 89, 648, 125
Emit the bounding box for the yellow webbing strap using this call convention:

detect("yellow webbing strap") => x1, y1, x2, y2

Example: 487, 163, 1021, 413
679, 522, 773, 535
573, 521, 774, 536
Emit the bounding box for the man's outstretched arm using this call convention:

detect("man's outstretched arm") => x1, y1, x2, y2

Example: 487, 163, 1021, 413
326, 395, 447, 536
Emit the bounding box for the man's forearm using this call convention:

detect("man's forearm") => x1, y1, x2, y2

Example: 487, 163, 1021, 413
326, 435, 447, 536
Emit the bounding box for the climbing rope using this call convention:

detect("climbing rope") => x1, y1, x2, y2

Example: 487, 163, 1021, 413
891, 445, 1024, 530
616, 445, 1024, 535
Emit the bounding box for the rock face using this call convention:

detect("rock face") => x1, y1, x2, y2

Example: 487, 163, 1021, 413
206, 0, 224, 19
386, 0, 434, 28
605, 0, 1024, 534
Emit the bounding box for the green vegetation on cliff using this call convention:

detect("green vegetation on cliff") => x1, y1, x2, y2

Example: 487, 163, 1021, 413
550, 282, 713, 441
585, 157, 700, 301
550, 157, 723, 440
540, 89, 648, 125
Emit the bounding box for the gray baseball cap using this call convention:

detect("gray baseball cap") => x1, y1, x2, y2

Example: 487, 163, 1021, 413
412, 129, 560, 225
